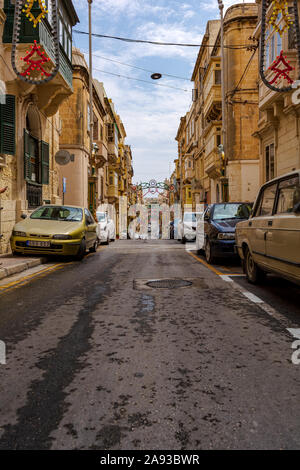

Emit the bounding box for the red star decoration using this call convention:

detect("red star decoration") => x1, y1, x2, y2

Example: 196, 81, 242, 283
20, 40, 51, 79
268, 50, 294, 85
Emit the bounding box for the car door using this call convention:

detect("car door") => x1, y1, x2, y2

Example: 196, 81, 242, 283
247, 183, 277, 267
108, 217, 115, 239
196, 212, 205, 250
84, 209, 96, 247
177, 219, 183, 239
265, 175, 300, 279
204, 205, 213, 244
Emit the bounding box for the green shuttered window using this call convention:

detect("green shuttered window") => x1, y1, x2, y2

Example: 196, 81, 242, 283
41, 141, 49, 184
0, 95, 16, 155
24, 130, 49, 185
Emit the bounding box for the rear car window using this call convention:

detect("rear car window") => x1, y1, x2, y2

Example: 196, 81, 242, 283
276, 176, 300, 214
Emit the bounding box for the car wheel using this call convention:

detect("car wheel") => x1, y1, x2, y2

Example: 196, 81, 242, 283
75, 239, 86, 261
12, 251, 22, 256
89, 239, 98, 253
181, 236, 186, 244
244, 247, 265, 284
205, 240, 215, 264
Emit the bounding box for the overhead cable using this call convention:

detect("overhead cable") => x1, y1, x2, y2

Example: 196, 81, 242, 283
74, 30, 255, 49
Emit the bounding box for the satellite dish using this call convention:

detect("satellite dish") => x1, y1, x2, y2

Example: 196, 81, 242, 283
55, 150, 72, 166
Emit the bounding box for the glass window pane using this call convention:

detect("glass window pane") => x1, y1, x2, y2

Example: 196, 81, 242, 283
259, 184, 277, 216
276, 177, 300, 213
277, 32, 282, 55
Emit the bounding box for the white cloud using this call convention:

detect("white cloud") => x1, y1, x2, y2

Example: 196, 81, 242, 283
72, 1, 206, 181
92, 70, 192, 181
200, 0, 256, 13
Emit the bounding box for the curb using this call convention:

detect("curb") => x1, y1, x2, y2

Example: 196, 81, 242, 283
0, 257, 47, 281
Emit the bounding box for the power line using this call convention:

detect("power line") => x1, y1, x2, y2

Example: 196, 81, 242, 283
227, 48, 258, 100
93, 67, 190, 92
74, 30, 254, 49
81, 49, 190, 81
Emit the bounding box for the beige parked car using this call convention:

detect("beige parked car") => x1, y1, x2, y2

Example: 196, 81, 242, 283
235, 170, 300, 285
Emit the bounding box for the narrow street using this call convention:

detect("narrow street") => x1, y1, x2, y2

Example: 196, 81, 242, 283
0, 240, 299, 450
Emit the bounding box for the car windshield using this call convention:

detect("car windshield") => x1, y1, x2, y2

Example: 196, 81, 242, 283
96, 213, 106, 222
30, 206, 83, 222
212, 203, 251, 220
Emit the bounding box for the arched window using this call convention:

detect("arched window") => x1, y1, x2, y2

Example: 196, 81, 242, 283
24, 105, 49, 207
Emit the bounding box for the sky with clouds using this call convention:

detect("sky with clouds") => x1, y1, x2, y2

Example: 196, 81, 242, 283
72, 0, 252, 184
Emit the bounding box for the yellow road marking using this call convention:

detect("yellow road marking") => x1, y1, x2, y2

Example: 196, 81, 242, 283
0, 263, 67, 288
0, 248, 101, 293
0, 263, 71, 292
187, 251, 244, 277
187, 251, 224, 276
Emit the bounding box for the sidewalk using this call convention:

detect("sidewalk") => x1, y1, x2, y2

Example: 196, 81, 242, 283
0, 254, 47, 280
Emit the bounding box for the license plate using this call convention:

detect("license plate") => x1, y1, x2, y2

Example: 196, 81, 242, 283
26, 240, 51, 247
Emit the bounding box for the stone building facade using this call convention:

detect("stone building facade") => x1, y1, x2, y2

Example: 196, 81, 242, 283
58, 49, 108, 214
0, 0, 79, 253
174, 4, 260, 208
254, 0, 300, 182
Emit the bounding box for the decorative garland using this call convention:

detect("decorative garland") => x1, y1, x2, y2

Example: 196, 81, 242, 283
260, 0, 300, 92
268, 50, 294, 84
131, 180, 176, 197
268, 0, 293, 36
22, 0, 48, 28
11, 0, 60, 84
20, 40, 52, 78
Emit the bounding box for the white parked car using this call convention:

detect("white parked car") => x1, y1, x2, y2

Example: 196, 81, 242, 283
96, 212, 116, 245
178, 212, 203, 243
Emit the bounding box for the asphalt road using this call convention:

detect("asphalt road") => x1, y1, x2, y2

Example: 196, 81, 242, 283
0, 239, 300, 450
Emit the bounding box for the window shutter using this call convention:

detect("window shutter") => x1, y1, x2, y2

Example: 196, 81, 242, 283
24, 129, 31, 180
41, 141, 50, 185
0, 95, 16, 155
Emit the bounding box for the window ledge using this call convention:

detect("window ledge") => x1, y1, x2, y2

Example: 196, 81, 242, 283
0, 155, 7, 168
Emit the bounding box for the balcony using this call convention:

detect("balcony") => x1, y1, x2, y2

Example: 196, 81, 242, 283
184, 168, 194, 181
203, 84, 222, 121
3, 3, 74, 116
205, 150, 222, 180
94, 141, 108, 169
108, 184, 118, 200
108, 142, 118, 164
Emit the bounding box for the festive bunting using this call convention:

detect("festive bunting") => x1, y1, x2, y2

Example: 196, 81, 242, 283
20, 40, 51, 79
268, 50, 294, 85
268, 0, 293, 36
259, 0, 300, 92
11, 0, 60, 84
22, 0, 48, 28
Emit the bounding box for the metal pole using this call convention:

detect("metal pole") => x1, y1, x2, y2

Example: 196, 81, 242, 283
88, 0, 93, 164
218, 0, 226, 201
179, 141, 183, 213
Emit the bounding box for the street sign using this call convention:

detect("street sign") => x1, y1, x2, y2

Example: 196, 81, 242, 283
63, 177, 67, 194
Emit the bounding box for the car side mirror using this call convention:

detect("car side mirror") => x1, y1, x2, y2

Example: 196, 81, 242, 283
204, 214, 210, 221
293, 201, 300, 213
21, 213, 27, 219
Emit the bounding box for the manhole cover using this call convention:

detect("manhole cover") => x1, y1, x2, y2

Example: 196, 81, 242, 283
146, 279, 193, 289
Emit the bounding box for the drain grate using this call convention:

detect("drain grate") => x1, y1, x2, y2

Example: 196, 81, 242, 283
146, 279, 193, 289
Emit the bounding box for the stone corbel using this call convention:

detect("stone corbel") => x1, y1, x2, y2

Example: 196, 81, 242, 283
273, 100, 284, 118
36, 84, 69, 116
